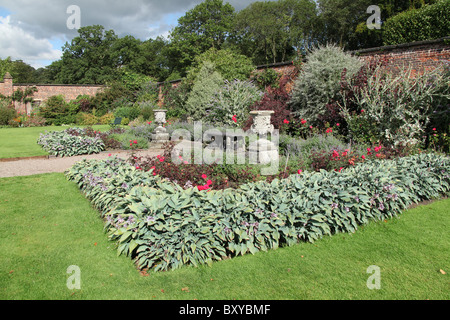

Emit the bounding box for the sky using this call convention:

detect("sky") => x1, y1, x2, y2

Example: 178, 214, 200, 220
0, 0, 262, 69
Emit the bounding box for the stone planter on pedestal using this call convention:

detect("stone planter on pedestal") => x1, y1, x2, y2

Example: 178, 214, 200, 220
249, 110, 275, 136
151, 109, 170, 143
247, 110, 278, 165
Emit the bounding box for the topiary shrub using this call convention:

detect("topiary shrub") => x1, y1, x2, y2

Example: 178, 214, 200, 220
288, 43, 363, 125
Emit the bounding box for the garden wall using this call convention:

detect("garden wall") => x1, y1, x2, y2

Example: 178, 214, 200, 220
353, 36, 450, 76
0, 74, 104, 114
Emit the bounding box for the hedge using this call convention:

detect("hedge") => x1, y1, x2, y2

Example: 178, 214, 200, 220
66, 153, 450, 272
383, 0, 450, 45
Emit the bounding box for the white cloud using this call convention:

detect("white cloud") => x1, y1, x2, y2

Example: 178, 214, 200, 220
0, 15, 62, 68
0, 0, 264, 68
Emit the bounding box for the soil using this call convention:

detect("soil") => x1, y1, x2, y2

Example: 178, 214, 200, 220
0, 148, 163, 179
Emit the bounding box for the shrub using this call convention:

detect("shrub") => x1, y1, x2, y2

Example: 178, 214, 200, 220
289, 44, 363, 124
206, 79, 263, 127
38, 95, 71, 125
383, 0, 450, 45
184, 61, 224, 121
340, 63, 450, 147
78, 112, 100, 126
66, 153, 450, 272
0, 99, 16, 125
114, 106, 141, 121
99, 112, 115, 125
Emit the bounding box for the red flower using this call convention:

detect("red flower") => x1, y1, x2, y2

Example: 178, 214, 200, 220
297, 169, 303, 174
202, 174, 208, 180
207, 180, 212, 186
133, 140, 138, 144
301, 119, 307, 125
283, 119, 290, 124
362, 155, 366, 160
326, 128, 333, 134
232, 115, 237, 123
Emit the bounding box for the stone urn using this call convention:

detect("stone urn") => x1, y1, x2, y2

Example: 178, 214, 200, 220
151, 109, 170, 143
249, 110, 275, 136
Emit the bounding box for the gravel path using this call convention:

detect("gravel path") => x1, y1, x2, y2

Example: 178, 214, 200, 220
0, 149, 163, 178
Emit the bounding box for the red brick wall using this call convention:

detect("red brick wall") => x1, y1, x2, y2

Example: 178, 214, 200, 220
353, 37, 450, 77
7, 83, 104, 114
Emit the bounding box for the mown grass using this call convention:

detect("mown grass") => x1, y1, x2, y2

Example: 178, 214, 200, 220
0, 125, 115, 159
0, 173, 448, 300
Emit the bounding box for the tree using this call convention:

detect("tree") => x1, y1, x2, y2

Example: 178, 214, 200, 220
185, 48, 255, 85
0, 57, 13, 80
56, 25, 120, 84
168, 0, 236, 76
232, 0, 317, 65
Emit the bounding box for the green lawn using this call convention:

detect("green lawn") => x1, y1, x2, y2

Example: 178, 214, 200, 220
0, 125, 113, 159
0, 173, 448, 300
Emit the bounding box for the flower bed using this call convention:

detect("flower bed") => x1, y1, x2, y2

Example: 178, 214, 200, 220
66, 153, 450, 272
38, 128, 105, 157
37, 127, 125, 157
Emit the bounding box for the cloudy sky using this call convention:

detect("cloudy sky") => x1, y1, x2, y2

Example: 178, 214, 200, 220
0, 0, 261, 69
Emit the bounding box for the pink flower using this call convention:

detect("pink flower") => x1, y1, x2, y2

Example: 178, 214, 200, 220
376, 154, 382, 158
232, 115, 237, 123
301, 119, 307, 125
432, 128, 436, 131
362, 155, 366, 160
207, 180, 212, 186
108, 154, 112, 157
326, 128, 333, 134
133, 140, 138, 144
297, 169, 303, 174
309, 126, 313, 129
202, 174, 208, 180
336, 123, 340, 127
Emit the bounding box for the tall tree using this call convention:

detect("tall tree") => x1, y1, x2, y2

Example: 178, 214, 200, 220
168, 0, 236, 76
56, 25, 119, 84
232, 0, 317, 65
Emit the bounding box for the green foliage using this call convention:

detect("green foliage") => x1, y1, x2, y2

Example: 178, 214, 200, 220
37, 95, 75, 126
168, 0, 236, 74
37, 128, 105, 157
340, 63, 450, 147
114, 106, 141, 121
206, 79, 263, 126
289, 43, 363, 124
185, 48, 255, 84
185, 61, 224, 120
233, 0, 318, 65
383, 0, 450, 45
66, 153, 450, 272
254, 68, 281, 90
0, 99, 16, 126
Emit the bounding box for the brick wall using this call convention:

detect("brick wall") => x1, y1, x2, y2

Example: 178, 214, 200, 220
0, 76, 104, 114
353, 36, 450, 77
